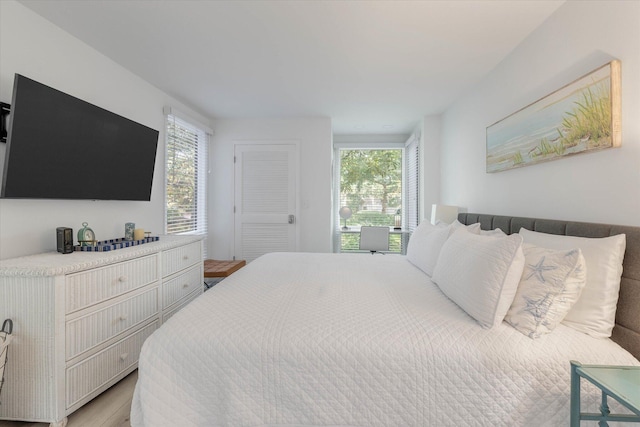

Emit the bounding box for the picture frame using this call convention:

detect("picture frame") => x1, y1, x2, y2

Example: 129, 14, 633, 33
486, 60, 621, 173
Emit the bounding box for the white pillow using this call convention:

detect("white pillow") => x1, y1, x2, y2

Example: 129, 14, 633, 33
518, 228, 626, 338
451, 219, 482, 234
406, 220, 441, 267
505, 244, 587, 338
480, 228, 507, 237
407, 220, 480, 276
432, 228, 525, 328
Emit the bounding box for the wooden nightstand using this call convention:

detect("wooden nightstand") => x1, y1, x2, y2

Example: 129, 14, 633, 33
570, 360, 640, 426
203, 259, 246, 289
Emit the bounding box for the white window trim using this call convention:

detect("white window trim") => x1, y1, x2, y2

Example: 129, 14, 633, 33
332, 142, 407, 253
164, 106, 211, 256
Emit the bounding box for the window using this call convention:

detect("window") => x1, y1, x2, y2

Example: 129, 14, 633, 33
404, 135, 420, 232
164, 110, 209, 249
334, 135, 419, 253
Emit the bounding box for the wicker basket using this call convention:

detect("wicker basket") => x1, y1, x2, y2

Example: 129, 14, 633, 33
0, 319, 13, 402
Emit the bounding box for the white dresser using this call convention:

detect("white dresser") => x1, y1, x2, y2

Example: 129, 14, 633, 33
0, 235, 203, 426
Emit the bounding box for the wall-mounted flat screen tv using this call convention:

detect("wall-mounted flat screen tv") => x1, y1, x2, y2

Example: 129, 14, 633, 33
1, 74, 159, 201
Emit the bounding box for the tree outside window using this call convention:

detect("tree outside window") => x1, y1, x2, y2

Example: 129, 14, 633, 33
165, 114, 207, 243
339, 149, 402, 252
166, 121, 199, 233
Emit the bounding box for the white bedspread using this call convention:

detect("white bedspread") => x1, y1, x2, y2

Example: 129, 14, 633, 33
131, 252, 639, 426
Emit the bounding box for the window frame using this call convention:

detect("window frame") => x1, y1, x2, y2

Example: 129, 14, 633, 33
163, 108, 210, 254
333, 140, 416, 253
404, 134, 420, 233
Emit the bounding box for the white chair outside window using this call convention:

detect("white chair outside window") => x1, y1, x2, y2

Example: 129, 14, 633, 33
359, 226, 389, 254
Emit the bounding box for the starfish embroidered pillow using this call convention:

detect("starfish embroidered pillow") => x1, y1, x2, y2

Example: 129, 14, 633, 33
505, 244, 586, 338
518, 228, 625, 338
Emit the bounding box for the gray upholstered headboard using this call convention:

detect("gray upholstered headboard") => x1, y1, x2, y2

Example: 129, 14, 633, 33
458, 213, 640, 361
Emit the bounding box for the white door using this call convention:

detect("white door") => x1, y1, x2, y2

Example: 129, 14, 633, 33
234, 143, 298, 262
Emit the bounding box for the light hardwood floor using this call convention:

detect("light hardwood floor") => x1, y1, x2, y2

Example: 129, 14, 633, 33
0, 370, 137, 427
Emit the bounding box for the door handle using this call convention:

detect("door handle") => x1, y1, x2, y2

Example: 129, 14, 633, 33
288, 214, 295, 224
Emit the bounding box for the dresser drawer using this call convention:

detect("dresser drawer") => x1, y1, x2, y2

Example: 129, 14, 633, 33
66, 287, 159, 360
163, 264, 202, 308
66, 321, 157, 409
66, 254, 159, 313
161, 241, 201, 277
163, 287, 201, 323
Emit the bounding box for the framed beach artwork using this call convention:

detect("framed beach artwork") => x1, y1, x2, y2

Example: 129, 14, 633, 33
486, 60, 621, 173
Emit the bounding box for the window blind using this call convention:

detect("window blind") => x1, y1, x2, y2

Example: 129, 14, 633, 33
165, 112, 208, 256
404, 135, 420, 233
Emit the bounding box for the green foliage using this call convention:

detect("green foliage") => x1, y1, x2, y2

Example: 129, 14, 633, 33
166, 121, 199, 233
531, 137, 564, 158
340, 149, 402, 215
339, 148, 402, 252
560, 81, 611, 148
352, 211, 395, 227
512, 151, 524, 164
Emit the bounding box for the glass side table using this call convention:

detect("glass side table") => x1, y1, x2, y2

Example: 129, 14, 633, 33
570, 360, 640, 426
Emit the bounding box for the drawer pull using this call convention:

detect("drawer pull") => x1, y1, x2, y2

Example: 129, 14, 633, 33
183, 283, 189, 289
118, 276, 128, 283
119, 315, 128, 321
182, 255, 189, 260
120, 352, 129, 361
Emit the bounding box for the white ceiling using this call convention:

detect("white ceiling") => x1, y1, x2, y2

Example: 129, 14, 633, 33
20, 0, 565, 135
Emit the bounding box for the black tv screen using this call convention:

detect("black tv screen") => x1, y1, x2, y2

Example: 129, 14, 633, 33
1, 74, 159, 201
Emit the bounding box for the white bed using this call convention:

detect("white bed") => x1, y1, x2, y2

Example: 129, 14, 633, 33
131, 251, 639, 427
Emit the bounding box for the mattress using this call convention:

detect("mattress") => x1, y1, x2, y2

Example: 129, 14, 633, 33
131, 252, 639, 426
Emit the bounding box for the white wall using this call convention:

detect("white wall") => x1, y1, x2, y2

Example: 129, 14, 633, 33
208, 118, 333, 259
440, 0, 640, 227
0, 1, 211, 259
